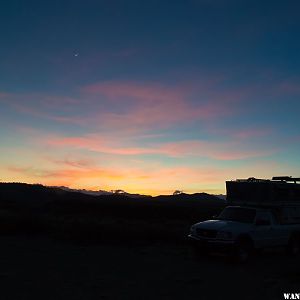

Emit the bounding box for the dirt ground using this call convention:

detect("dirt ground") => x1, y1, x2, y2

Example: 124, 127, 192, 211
0, 236, 299, 300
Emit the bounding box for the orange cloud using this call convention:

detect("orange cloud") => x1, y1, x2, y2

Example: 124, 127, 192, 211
7, 165, 125, 183
6, 158, 288, 195
6, 163, 228, 195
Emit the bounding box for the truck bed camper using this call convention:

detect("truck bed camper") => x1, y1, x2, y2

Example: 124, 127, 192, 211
226, 176, 300, 224
188, 176, 300, 261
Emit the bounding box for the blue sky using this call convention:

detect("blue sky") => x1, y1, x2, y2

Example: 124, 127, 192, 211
0, 0, 299, 194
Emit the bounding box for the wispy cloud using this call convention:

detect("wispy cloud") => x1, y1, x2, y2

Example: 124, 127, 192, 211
45, 157, 96, 169
12, 103, 86, 125
276, 78, 300, 95
7, 165, 125, 181
207, 126, 273, 140
82, 80, 236, 132
1, 79, 235, 132
83, 80, 186, 100
44, 133, 276, 160
0, 92, 10, 98
0, 92, 86, 125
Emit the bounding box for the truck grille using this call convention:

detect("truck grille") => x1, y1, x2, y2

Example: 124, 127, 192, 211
196, 229, 217, 238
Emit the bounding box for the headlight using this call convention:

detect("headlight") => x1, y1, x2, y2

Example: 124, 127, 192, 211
190, 225, 198, 236
217, 231, 233, 240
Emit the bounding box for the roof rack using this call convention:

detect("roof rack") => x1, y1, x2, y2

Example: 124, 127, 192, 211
236, 177, 270, 183
272, 176, 300, 183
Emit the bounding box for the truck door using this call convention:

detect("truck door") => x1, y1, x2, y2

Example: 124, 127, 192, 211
269, 214, 289, 246
254, 211, 276, 248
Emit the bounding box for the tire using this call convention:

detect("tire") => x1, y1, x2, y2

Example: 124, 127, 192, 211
286, 235, 300, 256
189, 241, 208, 258
233, 238, 253, 263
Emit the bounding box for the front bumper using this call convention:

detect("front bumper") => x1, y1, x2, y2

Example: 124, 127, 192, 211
188, 234, 236, 252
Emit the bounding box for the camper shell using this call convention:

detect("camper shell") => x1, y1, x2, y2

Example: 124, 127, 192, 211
226, 176, 300, 224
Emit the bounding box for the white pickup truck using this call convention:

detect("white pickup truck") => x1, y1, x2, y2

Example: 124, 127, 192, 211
188, 177, 300, 261
189, 206, 300, 261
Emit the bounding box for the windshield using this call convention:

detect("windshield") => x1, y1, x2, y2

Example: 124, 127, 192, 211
218, 207, 256, 223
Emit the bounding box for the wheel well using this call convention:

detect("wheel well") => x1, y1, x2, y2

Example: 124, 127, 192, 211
289, 231, 300, 242
236, 234, 254, 248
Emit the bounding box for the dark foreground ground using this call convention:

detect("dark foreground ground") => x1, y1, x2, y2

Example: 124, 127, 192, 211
0, 236, 299, 300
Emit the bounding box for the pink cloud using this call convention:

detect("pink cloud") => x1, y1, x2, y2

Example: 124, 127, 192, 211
81, 80, 235, 132
0, 92, 11, 99
47, 135, 163, 155
44, 133, 276, 161
83, 81, 186, 100
5, 75, 297, 137
277, 79, 300, 95
157, 140, 276, 160
3, 75, 258, 142
208, 127, 273, 140
232, 128, 272, 139
1, 80, 235, 133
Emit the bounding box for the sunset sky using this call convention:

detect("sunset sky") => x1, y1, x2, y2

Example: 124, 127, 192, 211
1, 0, 300, 195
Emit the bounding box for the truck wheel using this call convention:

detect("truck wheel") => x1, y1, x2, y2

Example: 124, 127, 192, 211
189, 241, 208, 258
286, 236, 300, 256
234, 239, 253, 263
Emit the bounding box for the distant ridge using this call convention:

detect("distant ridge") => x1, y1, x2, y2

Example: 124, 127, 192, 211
51, 185, 150, 198
0, 182, 225, 204
0, 182, 226, 242
0, 182, 225, 200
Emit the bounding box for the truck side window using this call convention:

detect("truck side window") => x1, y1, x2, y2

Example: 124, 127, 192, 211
255, 212, 271, 226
